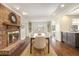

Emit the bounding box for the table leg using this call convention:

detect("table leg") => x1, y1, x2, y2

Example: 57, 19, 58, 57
30, 38, 32, 54
48, 38, 50, 53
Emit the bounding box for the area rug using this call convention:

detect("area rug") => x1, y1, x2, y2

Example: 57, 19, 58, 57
21, 44, 57, 56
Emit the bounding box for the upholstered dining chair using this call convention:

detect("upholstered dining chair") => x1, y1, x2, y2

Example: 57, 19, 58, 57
33, 33, 47, 49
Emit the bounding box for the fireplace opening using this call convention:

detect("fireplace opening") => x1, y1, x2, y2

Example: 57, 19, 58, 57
8, 31, 19, 44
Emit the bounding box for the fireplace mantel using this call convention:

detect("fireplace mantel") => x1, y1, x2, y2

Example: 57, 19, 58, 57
3, 23, 20, 27
3, 23, 21, 30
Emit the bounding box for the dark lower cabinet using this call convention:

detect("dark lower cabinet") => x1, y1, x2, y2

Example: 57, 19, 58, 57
61, 32, 79, 48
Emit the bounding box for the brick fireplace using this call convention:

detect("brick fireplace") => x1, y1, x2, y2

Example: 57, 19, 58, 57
0, 4, 21, 49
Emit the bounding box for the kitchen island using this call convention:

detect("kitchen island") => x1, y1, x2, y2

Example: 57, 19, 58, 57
61, 32, 79, 48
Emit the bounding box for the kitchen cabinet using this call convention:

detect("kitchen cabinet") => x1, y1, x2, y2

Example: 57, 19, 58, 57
61, 32, 79, 48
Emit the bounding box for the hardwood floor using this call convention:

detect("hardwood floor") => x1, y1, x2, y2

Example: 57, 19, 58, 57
21, 43, 57, 56
51, 40, 79, 56
13, 38, 79, 56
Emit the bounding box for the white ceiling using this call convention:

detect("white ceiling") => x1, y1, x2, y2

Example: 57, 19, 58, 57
5, 3, 59, 17
4, 3, 79, 21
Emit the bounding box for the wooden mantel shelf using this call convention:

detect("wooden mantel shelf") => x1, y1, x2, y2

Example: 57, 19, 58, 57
3, 23, 21, 27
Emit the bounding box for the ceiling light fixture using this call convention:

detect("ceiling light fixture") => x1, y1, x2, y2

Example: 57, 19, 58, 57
60, 4, 65, 8
23, 11, 28, 15
14, 6, 20, 10
16, 7, 20, 10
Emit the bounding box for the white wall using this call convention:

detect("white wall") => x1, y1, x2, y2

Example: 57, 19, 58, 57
55, 15, 72, 41
55, 23, 61, 41
20, 23, 27, 40
51, 15, 72, 41
20, 17, 29, 40
60, 16, 72, 32
51, 17, 61, 41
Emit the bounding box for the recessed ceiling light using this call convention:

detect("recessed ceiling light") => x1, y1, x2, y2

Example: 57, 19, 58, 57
23, 11, 28, 15
60, 4, 64, 8
16, 7, 20, 10
14, 6, 20, 10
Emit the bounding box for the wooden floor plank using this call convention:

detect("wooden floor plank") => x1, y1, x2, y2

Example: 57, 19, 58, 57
51, 40, 79, 56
